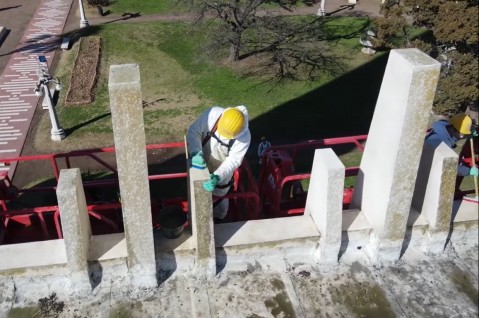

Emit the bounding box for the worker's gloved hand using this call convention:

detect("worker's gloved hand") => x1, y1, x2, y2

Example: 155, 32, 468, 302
191, 151, 206, 169
470, 166, 479, 177
203, 174, 220, 192
472, 129, 478, 137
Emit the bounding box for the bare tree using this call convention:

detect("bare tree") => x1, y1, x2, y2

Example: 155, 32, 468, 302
190, 0, 297, 61
188, 0, 368, 80
241, 15, 351, 80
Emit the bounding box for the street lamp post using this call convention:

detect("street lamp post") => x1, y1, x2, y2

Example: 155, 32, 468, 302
35, 57, 66, 141
317, 0, 326, 17
79, 0, 89, 28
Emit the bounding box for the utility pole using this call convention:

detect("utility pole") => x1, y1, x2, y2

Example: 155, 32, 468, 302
79, 0, 89, 28
34, 56, 66, 141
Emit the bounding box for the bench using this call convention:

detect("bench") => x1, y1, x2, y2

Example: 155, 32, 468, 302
60, 37, 70, 50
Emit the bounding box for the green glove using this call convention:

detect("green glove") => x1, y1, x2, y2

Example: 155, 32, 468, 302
191, 151, 206, 169
472, 129, 478, 137
470, 166, 478, 177
203, 174, 220, 192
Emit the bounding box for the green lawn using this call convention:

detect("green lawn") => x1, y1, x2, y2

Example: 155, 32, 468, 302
39, 16, 392, 158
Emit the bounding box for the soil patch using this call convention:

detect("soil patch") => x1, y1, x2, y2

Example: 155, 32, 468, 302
65, 36, 102, 105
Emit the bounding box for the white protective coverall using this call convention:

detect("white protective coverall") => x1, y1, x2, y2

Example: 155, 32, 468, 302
187, 106, 251, 219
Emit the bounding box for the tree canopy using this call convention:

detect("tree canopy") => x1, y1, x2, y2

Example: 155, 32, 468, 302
376, 0, 478, 115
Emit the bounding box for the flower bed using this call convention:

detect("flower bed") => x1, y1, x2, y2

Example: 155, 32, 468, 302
65, 36, 102, 105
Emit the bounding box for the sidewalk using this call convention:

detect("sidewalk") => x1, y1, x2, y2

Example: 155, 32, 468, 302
0, 0, 73, 178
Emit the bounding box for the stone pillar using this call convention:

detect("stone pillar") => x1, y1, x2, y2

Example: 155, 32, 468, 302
305, 148, 345, 263
57, 168, 91, 291
351, 49, 441, 262
109, 64, 156, 283
188, 165, 216, 278
412, 141, 458, 253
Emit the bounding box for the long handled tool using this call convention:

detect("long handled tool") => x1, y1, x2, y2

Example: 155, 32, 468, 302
470, 137, 478, 198
184, 135, 188, 160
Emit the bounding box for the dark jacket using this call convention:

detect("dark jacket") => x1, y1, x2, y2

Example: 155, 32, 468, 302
426, 120, 469, 176
426, 120, 458, 148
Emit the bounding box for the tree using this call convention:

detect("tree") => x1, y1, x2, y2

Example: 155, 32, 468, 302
370, 1, 409, 50
191, 0, 296, 62
188, 0, 367, 80
376, 0, 478, 115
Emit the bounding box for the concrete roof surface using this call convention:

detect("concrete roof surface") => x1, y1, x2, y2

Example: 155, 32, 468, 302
1, 243, 477, 318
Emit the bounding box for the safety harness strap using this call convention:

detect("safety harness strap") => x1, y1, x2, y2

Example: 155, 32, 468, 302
215, 178, 234, 189
202, 115, 236, 154
202, 116, 221, 147
201, 114, 236, 191
211, 133, 236, 154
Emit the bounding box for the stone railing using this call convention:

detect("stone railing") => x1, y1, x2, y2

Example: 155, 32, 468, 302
1, 51, 477, 294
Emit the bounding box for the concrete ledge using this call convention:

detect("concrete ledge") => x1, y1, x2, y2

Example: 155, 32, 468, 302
407, 209, 429, 227
340, 210, 373, 258
342, 209, 372, 232
214, 215, 320, 248
88, 233, 128, 261
154, 230, 196, 253
450, 199, 478, 248
0, 240, 66, 271
452, 199, 479, 223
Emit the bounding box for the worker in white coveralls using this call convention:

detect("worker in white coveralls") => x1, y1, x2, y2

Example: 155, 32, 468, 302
257, 136, 271, 164
187, 106, 251, 219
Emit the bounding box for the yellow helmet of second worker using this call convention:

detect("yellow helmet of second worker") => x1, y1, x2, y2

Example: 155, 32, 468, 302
217, 108, 245, 139
449, 114, 472, 135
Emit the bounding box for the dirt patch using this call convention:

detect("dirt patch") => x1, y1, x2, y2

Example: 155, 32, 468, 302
65, 36, 102, 105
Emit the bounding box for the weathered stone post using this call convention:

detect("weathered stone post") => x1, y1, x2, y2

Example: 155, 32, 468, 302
187, 165, 216, 278
108, 64, 156, 285
351, 49, 441, 262
412, 141, 458, 253
305, 148, 345, 263
57, 168, 91, 292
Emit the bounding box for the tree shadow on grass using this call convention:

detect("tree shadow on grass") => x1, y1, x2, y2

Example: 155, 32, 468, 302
248, 52, 389, 144
64, 112, 112, 137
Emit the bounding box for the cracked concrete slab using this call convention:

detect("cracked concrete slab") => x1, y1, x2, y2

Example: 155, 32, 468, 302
2, 246, 478, 318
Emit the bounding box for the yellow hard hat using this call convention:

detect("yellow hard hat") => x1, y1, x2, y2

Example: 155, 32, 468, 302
449, 114, 472, 135
217, 108, 245, 139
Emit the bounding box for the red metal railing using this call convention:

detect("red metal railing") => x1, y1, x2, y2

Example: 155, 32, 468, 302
258, 135, 368, 218
0, 142, 188, 243
0, 141, 262, 243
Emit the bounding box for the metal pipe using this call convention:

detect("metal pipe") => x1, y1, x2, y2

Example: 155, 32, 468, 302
79, 0, 89, 28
